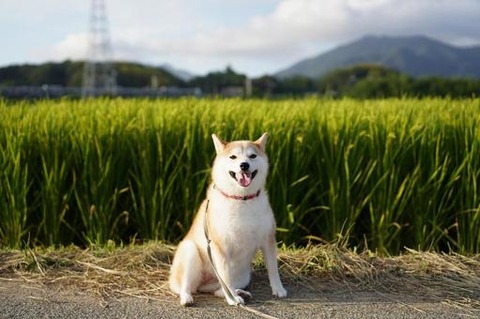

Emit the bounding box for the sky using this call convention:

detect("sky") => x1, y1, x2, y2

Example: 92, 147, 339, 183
1, 0, 480, 77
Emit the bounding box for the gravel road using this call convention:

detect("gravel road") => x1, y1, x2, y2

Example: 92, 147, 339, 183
1, 271, 477, 319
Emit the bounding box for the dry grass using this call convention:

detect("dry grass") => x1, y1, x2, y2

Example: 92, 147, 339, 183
0, 243, 174, 301
1, 243, 479, 308
276, 245, 480, 311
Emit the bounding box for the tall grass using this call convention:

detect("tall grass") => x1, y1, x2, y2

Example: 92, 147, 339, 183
0, 98, 479, 254
0, 134, 29, 248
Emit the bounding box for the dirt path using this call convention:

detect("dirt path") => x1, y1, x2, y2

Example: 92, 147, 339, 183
1, 271, 478, 319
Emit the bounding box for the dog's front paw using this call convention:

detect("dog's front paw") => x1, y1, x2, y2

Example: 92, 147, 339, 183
272, 286, 287, 298
235, 289, 252, 302
180, 292, 194, 306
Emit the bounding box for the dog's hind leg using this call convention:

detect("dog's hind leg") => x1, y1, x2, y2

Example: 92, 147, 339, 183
169, 240, 202, 306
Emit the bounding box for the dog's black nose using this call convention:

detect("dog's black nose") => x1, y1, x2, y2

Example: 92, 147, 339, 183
240, 162, 250, 171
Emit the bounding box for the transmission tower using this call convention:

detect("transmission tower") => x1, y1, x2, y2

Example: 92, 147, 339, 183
82, 0, 117, 97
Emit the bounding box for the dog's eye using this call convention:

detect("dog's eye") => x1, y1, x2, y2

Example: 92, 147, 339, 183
249, 154, 257, 159
230, 155, 237, 160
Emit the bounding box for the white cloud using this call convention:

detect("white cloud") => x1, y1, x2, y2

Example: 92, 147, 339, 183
230, 0, 480, 51
110, 0, 480, 75
49, 33, 89, 61
7, 0, 480, 76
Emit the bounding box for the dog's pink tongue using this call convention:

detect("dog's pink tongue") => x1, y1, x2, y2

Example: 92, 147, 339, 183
239, 172, 252, 187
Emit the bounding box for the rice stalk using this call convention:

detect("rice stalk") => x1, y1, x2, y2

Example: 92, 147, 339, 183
1, 98, 480, 254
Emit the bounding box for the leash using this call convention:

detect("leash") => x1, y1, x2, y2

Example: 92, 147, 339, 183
203, 199, 280, 319
204, 199, 239, 305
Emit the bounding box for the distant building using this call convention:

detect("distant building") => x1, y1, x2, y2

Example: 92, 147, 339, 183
220, 86, 244, 97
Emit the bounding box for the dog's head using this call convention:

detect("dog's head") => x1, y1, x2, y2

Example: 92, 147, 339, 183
211, 133, 269, 192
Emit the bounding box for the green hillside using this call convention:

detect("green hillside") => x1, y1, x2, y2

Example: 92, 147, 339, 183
276, 35, 480, 79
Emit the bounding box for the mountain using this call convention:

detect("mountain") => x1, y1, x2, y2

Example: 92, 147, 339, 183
275, 35, 480, 79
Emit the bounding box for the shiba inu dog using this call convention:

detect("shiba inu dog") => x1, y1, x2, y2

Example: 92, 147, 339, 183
169, 133, 287, 306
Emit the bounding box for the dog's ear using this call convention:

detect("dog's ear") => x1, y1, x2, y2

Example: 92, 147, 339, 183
212, 134, 226, 154
254, 132, 268, 152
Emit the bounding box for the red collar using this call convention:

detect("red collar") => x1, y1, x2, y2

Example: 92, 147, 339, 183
213, 184, 261, 201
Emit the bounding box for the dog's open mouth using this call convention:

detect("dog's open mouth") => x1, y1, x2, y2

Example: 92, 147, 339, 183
229, 170, 258, 187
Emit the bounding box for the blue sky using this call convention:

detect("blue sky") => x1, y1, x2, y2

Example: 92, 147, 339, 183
1, 0, 479, 77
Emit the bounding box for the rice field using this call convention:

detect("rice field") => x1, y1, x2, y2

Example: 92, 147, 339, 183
1, 97, 479, 254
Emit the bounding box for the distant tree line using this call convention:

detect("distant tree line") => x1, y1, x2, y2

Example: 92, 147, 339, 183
251, 65, 480, 98
0, 61, 479, 98
189, 66, 247, 96
316, 65, 480, 98
0, 61, 185, 88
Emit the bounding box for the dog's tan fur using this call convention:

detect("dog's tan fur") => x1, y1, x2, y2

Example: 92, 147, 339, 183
169, 133, 287, 306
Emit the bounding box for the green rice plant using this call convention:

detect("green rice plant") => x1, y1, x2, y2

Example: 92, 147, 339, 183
1, 97, 480, 254
313, 110, 380, 245
0, 138, 30, 248
267, 122, 324, 243
37, 147, 73, 245
72, 120, 130, 245
455, 113, 480, 254
32, 117, 77, 245
128, 129, 190, 241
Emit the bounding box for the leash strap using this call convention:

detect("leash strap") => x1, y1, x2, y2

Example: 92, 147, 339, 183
203, 200, 240, 306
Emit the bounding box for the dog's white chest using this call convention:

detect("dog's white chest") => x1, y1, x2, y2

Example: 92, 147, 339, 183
208, 194, 273, 251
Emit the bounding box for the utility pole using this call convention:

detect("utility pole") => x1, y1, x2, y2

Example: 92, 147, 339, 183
82, 0, 117, 98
